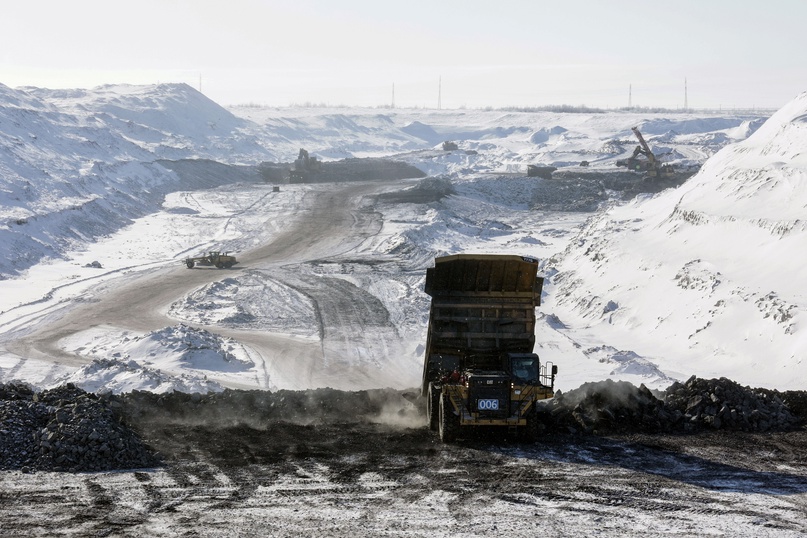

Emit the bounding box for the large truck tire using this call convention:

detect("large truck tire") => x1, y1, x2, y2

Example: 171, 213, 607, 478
186, 260, 195, 269
523, 406, 542, 443
438, 393, 460, 443
427, 383, 440, 431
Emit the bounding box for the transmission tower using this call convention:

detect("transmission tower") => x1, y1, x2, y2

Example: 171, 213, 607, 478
438, 76, 442, 110
684, 78, 688, 110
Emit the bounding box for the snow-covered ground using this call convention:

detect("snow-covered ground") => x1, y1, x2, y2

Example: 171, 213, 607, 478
2, 81, 803, 395
542, 94, 807, 391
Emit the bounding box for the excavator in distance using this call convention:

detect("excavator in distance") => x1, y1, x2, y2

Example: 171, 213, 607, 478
289, 148, 321, 183
616, 127, 675, 178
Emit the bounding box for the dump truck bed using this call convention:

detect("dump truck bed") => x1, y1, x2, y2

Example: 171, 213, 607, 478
422, 254, 544, 393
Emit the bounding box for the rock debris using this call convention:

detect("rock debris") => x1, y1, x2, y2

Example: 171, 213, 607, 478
2, 377, 804, 473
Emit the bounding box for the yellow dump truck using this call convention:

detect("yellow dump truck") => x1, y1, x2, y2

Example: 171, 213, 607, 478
421, 254, 557, 442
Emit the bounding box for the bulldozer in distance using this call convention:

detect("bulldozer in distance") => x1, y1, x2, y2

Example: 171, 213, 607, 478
184, 251, 238, 269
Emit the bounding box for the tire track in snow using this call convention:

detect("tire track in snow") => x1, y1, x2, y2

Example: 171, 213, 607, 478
269, 271, 396, 387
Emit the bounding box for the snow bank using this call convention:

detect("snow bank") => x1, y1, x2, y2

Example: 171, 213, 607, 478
60, 358, 225, 395
546, 91, 807, 390
0, 83, 276, 277
168, 272, 318, 335
59, 324, 257, 394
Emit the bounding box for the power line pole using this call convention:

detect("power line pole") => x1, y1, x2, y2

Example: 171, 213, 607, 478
628, 84, 632, 108
684, 77, 688, 111
438, 76, 442, 110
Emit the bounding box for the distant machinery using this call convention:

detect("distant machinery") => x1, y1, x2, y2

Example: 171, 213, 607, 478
184, 251, 237, 269
527, 165, 557, 179
290, 148, 321, 182
616, 127, 675, 178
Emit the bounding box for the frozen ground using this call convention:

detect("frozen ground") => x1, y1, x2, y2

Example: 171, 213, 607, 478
2, 383, 806, 537
3, 425, 807, 537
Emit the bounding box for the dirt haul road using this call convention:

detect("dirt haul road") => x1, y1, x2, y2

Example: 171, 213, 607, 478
4, 180, 405, 390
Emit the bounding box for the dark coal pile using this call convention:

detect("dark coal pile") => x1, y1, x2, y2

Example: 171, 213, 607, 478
0, 383, 159, 472
116, 387, 421, 426
3, 377, 803, 475
781, 390, 807, 419
528, 177, 608, 212
377, 176, 455, 204
539, 376, 804, 435
310, 158, 426, 183
261, 157, 427, 184
540, 379, 675, 434
665, 376, 802, 432
551, 169, 696, 201
526, 169, 698, 213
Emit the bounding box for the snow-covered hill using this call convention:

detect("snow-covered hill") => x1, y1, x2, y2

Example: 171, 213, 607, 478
0, 81, 766, 278
544, 92, 807, 390
0, 83, 279, 277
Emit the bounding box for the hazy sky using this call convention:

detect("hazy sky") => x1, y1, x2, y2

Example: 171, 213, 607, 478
3, 0, 806, 110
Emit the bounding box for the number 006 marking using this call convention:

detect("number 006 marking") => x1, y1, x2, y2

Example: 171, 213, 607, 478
477, 399, 499, 411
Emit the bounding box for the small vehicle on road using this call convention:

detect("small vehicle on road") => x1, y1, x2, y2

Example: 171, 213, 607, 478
184, 251, 237, 269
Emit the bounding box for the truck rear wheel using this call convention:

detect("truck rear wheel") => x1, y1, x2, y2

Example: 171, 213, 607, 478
427, 383, 440, 431
438, 393, 460, 443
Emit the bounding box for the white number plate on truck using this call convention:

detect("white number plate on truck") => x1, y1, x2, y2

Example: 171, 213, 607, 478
477, 399, 499, 411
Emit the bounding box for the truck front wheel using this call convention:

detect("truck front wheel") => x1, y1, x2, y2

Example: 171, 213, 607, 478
438, 393, 460, 443
524, 406, 541, 443
186, 260, 195, 269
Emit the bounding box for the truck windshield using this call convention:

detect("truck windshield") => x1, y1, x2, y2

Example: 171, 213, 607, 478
511, 356, 539, 383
